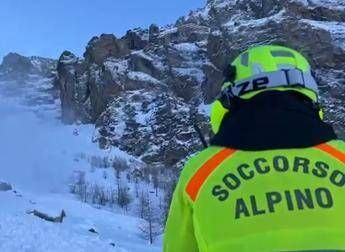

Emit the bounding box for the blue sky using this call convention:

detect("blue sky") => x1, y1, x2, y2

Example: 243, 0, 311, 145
0, 0, 205, 61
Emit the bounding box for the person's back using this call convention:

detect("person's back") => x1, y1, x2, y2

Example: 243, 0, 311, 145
164, 45, 345, 252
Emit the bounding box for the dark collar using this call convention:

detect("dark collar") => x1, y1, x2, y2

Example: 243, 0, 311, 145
210, 91, 337, 150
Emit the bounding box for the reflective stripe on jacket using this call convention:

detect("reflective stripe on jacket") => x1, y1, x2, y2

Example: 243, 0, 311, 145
164, 140, 345, 252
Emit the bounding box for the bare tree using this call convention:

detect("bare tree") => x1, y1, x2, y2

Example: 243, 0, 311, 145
103, 170, 108, 180
99, 187, 107, 206
90, 156, 110, 169
112, 156, 129, 174
152, 170, 159, 197
132, 168, 142, 198
138, 190, 148, 219
162, 177, 178, 224
91, 184, 99, 204
135, 181, 140, 198
138, 192, 163, 244
116, 179, 132, 211
81, 183, 88, 203
70, 171, 89, 202
110, 189, 117, 207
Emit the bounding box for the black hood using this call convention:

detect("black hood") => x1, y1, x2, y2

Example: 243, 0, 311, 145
210, 91, 337, 150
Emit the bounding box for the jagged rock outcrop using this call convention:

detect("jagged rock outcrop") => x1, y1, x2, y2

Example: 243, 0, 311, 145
84, 34, 130, 65
0, 53, 58, 109
149, 24, 160, 43
57, 51, 91, 123
181, 0, 345, 135
0, 181, 12, 192
0, 53, 34, 74
124, 29, 149, 50
0, 53, 56, 79
56, 0, 345, 167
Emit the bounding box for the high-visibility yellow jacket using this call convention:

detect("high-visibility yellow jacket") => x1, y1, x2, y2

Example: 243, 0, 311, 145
164, 140, 345, 252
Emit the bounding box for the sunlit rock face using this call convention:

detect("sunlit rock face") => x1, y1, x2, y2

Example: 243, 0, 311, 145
56, 31, 210, 167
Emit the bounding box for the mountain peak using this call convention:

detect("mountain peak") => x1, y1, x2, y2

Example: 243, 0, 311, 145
0, 52, 33, 73
0, 52, 56, 77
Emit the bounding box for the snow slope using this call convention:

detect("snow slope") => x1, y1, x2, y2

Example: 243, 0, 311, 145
0, 77, 162, 251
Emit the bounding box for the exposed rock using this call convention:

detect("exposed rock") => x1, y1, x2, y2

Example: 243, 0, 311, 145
88, 228, 98, 234
202, 63, 223, 103
123, 29, 149, 50
286, 1, 345, 22
157, 24, 209, 45
0, 53, 58, 111
0, 53, 34, 74
84, 34, 129, 65
200, 0, 345, 137
176, 23, 210, 42
206, 31, 229, 71
88, 62, 124, 121
0, 181, 12, 192
57, 51, 91, 123
149, 24, 160, 43
128, 51, 159, 78
56, 0, 345, 168
0, 53, 56, 79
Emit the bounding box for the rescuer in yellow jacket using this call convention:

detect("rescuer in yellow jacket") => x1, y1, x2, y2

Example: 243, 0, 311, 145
164, 45, 345, 252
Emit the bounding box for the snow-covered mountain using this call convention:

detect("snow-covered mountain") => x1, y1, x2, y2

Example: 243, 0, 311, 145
0, 55, 162, 251
0, 0, 344, 251
56, 0, 345, 166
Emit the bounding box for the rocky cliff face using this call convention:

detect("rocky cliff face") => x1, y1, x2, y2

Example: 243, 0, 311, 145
56, 0, 345, 168
57, 32, 210, 168
0, 53, 56, 79
0, 53, 58, 110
